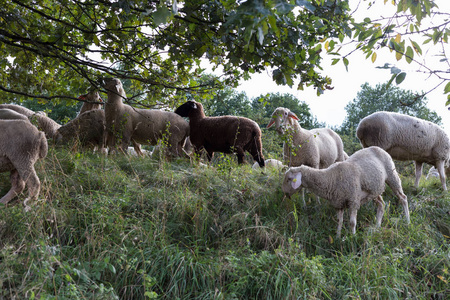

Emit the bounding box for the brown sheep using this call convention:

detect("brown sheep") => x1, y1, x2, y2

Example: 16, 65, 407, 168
101, 78, 190, 157
174, 100, 265, 167
0, 120, 48, 211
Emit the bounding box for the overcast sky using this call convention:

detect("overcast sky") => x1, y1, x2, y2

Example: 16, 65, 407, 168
235, 0, 450, 132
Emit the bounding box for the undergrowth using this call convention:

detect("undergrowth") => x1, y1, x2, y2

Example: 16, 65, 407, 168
0, 148, 449, 299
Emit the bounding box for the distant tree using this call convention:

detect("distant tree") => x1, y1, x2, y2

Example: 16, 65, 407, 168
202, 88, 252, 118
250, 93, 321, 129
339, 81, 442, 155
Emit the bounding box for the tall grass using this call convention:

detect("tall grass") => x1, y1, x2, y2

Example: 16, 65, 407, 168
0, 147, 449, 299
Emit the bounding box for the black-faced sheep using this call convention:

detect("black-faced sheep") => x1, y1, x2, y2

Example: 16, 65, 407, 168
267, 107, 346, 168
0, 120, 48, 211
174, 100, 265, 167
101, 78, 190, 157
282, 146, 410, 237
78, 90, 104, 115
356, 111, 450, 191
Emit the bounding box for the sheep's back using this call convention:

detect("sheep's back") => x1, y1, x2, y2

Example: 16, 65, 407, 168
190, 116, 260, 151
310, 128, 345, 167
357, 111, 449, 162
0, 120, 44, 162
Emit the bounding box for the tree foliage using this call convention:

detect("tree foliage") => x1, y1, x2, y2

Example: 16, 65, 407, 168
0, 0, 352, 106
329, 0, 450, 100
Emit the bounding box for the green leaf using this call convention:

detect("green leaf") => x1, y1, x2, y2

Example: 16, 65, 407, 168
445, 81, 450, 94
410, 40, 422, 55
343, 57, 349, 71
405, 46, 414, 63
395, 72, 406, 84
257, 26, 264, 45
153, 5, 172, 26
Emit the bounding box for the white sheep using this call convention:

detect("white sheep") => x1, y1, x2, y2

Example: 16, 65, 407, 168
55, 109, 106, 151
282, 146, 410, 237
101, 78, 190, 158
29, 113, 61, 140
0, 120, 48, 211
267, 107, 346, 168
252, 158, 284, 170
0, 104, 40, 117
0, 108, 30, 121
356, 111, 450, 190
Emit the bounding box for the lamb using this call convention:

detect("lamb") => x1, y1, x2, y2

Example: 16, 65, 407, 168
267, 107, 346, 168
78, 90, 104, 115
282, 146, 410, 237
356, 111, 450, 191
55, 109, 106, 151
174, 100, 265, 167
252, 158, 284, 170
0, 120, 48, 211
101, 78, 190, 157
0, 108, 30, 121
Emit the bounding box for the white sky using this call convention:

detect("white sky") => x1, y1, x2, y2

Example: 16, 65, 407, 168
235, 0, 450, 132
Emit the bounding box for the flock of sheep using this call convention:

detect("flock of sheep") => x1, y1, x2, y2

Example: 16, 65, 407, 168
1, 78, 449, 236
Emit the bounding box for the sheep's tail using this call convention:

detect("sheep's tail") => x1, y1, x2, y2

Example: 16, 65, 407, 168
37, 131, 49, 159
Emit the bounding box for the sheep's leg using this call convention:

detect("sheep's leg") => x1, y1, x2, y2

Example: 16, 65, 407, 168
0, 170, 25, 205
23, 168, 41, 211
414, 161, 423, 188
395, 191, 410, 224
336, 209, 344, 237
349, 208, 358, 235
235, 147, 246, 164
374, 195, 385, 227
435, 160, 447, 191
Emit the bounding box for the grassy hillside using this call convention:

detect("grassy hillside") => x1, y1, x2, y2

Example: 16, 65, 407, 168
0, 148, 449, 299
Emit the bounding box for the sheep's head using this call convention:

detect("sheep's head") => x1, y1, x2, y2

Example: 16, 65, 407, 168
78, 90, 104, 103
175, 100, 202, 118
267, 107, 299, 135
282, 167, 303, 197
100, 78, 125, 99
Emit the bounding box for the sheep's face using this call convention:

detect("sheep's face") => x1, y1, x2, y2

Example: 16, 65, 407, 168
101, 78, 125, 98
282, 169, 303, 197
175, 101, 198, 117
267, 108, 299, 135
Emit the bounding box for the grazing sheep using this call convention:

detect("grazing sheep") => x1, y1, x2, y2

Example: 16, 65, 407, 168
282, 146, 410, 237
356, 111, 450, 190
0, 108, 30, 121
267, 107, 346, 168
56, 109, 106, 151
252, 158, 284, 170
101, 78, 190, 157
29, 113, 61, 140
0, 120, 48, 211
78, 90, 104, 115
175, 100, 265, 167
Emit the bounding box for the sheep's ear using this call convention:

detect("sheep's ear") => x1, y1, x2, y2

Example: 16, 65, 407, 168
78, 94, 87, 100
267, 119, 275, 128
291, 172, 302, 189
191, 102, 197, 109
115, 84, 121, 92
288, 112, 299, 121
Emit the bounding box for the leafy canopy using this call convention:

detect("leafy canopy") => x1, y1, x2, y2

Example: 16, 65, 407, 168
0, 0, 352, 106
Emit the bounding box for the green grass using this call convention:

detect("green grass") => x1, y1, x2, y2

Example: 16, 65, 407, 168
0, 148, 449, 299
